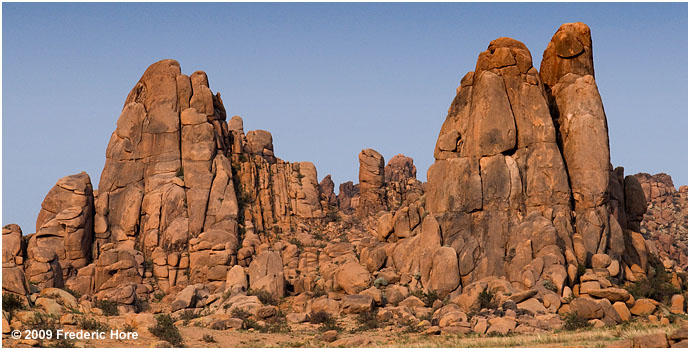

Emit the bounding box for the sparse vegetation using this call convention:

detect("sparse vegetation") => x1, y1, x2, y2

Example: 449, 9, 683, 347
26, 312, 59, 334
153, 291, 166, 302
354, 310, 381, 331
561, 311, 591, 331
400, 319, 421, 333
311, 285, 327, 298
175, 166, 184, 179
123, 323, 137, 333
312, 231, 325, 241
231, 307, 261, 330
79, 316, 110, 332
478, 287, 498, 310
325, 209, 340, 223
289, 237, 303, 250
410, 289, 442, 307
374, 277, 389, 288
180, 309, 204, 325
308, 310, 342, 332
94, 299, 119, 316
202, 334, 216, 343
258, 311, 291, 333
625, 256, 679, 304
2, 293, 26, 316
149, 314, 183, 347
248, 288, 278, 306
63, 287, 82, 300
543, 279, 558, 293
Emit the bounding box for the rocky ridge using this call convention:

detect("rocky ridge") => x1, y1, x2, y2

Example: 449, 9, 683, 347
2, 22, 687, 346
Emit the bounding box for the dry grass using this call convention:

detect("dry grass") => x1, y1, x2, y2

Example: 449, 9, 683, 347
382, 319, 685, 348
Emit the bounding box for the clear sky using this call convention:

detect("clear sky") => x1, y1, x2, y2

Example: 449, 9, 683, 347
3, 3, 688, 233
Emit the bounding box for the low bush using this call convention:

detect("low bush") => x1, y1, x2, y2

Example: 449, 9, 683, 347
247, 289, 278, 306
149, 314, 183, 347
179, 309, 204, 325
79, 317, 109, 332
625, 257, 679, 304
308, 311, 342, 332
478, 287, 498, 310
354, 310, 380, 331
26, 313, 59, 334
94, 299, 119, 316
202, 334, 216, 343
2, 293, 25, 316
561, 311, 590, 331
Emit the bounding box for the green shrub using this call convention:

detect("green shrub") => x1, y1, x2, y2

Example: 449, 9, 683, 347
153, 292, 166, 302
374, 277, 389, 288
308, 311, 342, 332
179, 309, 204, 325
259, 312, 290, 333
149, 314, 183, 347
311, 285, 327, 298
231, 307, 252, 320
79, 317, 109, 332
400, 319, 421, 333
2, 293, 26, 316
202, 334, 216, 343
543, 280, 558, 293
63, 287, 81, 300
26, 313, 58, 334
123, 323, 137, 333
625, 258, 679, 304
248, 289, 278, 306
288, 238, 303, 250
354, 310, 380, 331
562, 311, 590, 331
94, 299, 119, 316
478, 287, 498, 310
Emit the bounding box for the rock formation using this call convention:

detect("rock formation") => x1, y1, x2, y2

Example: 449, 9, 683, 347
2, 22, 686, 345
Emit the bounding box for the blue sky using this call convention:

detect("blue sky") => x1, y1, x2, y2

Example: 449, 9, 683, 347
3, 3, 688, 233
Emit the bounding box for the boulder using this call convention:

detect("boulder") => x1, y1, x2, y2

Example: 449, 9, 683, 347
248, 251, 285, 298
611, 302, 631, 322
570, 297, 604, 319
334, 261, 371, 295
341, 295, 374, 314
630, 299, 656, 316
171, 285, 197, 311
632, 333, 669, 348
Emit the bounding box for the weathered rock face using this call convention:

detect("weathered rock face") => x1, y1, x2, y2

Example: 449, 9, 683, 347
31, 172, 94, 284
2, 224, 29, 296
337, 181, 359, 211
423, 23, 655, 292
540, 23, 612, 266
248, 251, 285, 298
357, 149, 387, 217
92, 60, 240, 298
426, 36, 573, 290
384, 154, 422, 210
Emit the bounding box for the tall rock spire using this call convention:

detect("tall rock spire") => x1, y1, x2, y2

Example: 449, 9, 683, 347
540, 22, 613, 266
